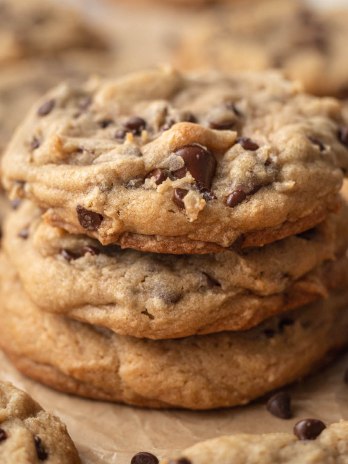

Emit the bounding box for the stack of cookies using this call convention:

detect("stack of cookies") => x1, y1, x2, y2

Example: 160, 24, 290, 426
0, 67, 348, 409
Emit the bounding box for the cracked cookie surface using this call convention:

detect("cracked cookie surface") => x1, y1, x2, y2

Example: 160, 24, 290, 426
1, 253, 348, 410
3, 199, 348, 339
2, 68, 348, 253
0, 381, 80, 464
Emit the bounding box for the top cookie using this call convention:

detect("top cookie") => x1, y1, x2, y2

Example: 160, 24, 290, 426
162, 421, 348, 464
2, 68, 348, 253
0, 381, 80, 463
0, 0, 107, 64
175, 1, 348, 97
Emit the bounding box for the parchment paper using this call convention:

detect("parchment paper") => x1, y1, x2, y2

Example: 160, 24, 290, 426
1, 349, 348, 463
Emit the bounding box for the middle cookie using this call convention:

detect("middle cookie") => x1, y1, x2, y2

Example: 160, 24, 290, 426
3, 200, 348, 340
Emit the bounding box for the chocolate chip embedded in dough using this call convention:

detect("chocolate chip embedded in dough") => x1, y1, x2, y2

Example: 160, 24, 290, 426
0, 428, 7, 442
34, 436, 48, 461
146, 169, 169, 185
294, 419, 326, 440
123, 116, 146, 136
173, 144, 217, 190
37, 99, 55, 117
226, 189, 247, 208
76, 205, 103, 231
237, 137, 259, 151
172, 188, 188, 208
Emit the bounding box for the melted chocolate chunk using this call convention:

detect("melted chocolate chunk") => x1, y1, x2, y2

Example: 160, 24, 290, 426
172, 188, 188, 208
173, 144, 217, 190
131, 452, 159, 464
61, 246, 100, 262
146, 169, 168, 185
61, 249, 78, 262
237, 137, 259, 151
34, 436, 48, 461
294, 419, 326, 440
338, 127, 348, 148
267, 392, 292, 419
202, 272, 221, 288
308, 136, 325, 152
76, 205, 103, 231
37, 99, 55, 117
0, 428, 7, 442
123, 116, 146, 135
226, 189, 247, 208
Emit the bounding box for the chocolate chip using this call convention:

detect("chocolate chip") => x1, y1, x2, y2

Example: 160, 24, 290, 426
146, 168, 168, 185
181, 112, 197, 123
11, 199, 21, 210
76, 205, 103, 231
61, 249, 78, 261
61, 245, 100, 261
225, 102, 243, 117
202, 272, 221, 288
344, 368, 348, 384
294, 419, 326, 440
267, 392, 292, 419
237, 137, 259, 151
0, 428, 7, 442
34, 436, 48, 461
123, 116, 146, 136
37, 99, 55, 117
172, 188, 188, 208
226, 189, 247, 208
308, 136, 325, 152
338, 127, 348, 148
131, 452, 159, 464
30, 136, 40, 150
209, 119, 236, 130
169, 459, 192, 464
78, 95, 92, 110
173, 144, 217, 190
115, 128, 127, 140
98, 119, 114, 128
18, 227, 29, 239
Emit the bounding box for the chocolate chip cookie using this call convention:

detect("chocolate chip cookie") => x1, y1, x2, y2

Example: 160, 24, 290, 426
2, 68, 347, 253
3, 199, 348, 339
162, 421, 348, 463
175, 1, 348, 97
1, 253, 348, 410
0, 380, 80, 463
0, 0, 106, 64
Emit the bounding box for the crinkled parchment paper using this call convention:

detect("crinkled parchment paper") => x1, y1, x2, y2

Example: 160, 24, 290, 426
1, 350, 348, 463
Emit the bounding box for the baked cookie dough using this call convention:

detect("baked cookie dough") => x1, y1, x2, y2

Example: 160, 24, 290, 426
0, 0, 107, 64
175, 1, 348, 97
2, 68, 347, 253
162, 421, 348, 464
3, 200, 348, 339
0, 381, 80, 463
1, 253, 348, 410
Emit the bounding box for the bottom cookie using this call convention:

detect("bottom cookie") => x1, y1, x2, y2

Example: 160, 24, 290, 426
1, 254, 348, 410
161, 421, 348, 464
0, 381, 80, 464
